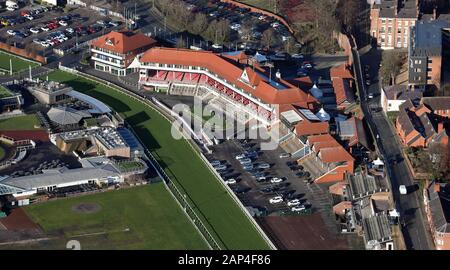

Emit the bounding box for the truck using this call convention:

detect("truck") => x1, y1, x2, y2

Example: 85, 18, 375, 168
399, 185, 407, 195
6, 0, 19, 9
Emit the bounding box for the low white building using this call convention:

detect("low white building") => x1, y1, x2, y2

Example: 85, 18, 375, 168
380, 85, 423, 112
0, 161, 123, 198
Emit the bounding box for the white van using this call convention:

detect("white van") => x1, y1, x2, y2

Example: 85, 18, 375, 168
399, 185, 407, 195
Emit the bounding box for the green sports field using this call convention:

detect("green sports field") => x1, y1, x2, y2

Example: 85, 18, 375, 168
0, 85, 12, 98
42, 70, 270, 250
0, 51, 39, 74
0, 114, 41, 130
25, 183, 208, 250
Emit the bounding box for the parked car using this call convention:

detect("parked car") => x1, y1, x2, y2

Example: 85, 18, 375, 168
270, 177, 284, 183
30, 27, 40, 34
257, 163, 270, 169
59, 20, 68, 26
210, 160, 221, 166
235, 154, 246, 160
6, 29, 16, 36
291, 205, 306, 212
287, 199, 301, 207
279, 153, 291, 158
291, 53, 304, 59
214, 165, 227, 171
225, 178, 237, 185
239, 158, 252, 165
243, 164, 254, 171
269, 196, 283, 204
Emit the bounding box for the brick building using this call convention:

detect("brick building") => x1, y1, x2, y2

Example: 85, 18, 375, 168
369, 0, 418, 49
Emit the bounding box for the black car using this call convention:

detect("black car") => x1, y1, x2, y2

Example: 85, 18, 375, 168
296, 171, 305, 177
232, 186, 251, 194
286, 161, 296, 166
261, 187, 274, 193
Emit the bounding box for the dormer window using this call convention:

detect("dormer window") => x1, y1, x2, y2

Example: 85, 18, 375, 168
105, 39, 114, 46
240, 69, 250, 84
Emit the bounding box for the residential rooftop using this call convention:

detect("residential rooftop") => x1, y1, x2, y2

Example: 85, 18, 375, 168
410, 19, 450, 57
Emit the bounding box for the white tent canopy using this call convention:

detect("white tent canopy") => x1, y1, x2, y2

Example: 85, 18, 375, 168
254, 52, 267, 63
316, 107, 330, 122
310, 83, 323, 99
372, 157, 384, 166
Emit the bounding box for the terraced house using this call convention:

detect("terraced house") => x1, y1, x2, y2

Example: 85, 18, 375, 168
396, 97, 450, 147
370, 0, 419, 49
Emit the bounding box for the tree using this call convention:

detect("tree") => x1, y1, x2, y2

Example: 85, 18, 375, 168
380, 50, 404, 85
283, 38, 298, 54
429, 140, 450, 182
261, 28, 277, 50
190, 13, 208, 36
205, 19, 230, 45
335, 0, 359, 34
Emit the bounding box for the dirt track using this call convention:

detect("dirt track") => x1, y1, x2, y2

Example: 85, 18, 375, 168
257, 213, 352, 250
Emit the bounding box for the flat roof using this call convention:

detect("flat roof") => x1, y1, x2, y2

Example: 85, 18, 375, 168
1, 165, 120, 191
281, 110, 303, 124
410, 20, 450, 56
67, 90, 111, 114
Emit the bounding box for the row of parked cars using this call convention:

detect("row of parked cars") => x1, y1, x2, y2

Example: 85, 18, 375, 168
1, 4, 60, 27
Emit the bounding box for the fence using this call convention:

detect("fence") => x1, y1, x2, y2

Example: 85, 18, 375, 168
58, 65, 276, 250
58, 65, 221, 250
0, 44, 46, 64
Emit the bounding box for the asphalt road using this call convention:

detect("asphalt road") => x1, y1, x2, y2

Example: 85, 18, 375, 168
352, 42, 434, 250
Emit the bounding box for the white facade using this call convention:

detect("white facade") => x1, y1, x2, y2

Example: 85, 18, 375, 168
381, 87, 408, 112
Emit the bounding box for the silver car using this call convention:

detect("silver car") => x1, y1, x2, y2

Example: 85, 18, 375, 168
257, 163, 270, 169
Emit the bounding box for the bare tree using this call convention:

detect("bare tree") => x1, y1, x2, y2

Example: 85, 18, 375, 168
430, 140, 450, 181
380, 50, 404, 85
335, 0, 359, 34
261, 28, 277, 50
190, 13, 208, 36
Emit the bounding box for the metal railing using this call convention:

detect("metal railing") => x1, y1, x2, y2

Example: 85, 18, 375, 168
58, 65, 222, 250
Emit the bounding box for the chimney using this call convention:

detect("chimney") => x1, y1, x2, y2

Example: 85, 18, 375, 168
438, 122, 444, 133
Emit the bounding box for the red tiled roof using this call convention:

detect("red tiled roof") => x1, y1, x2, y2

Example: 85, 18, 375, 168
330, 64, 353, 79
91, 31, 157, 54
313, 139, 341, 152
332, 77, 354, 106
295, 121, 329, 136
307, 134, 335, 145
319, 146, 355, 163
140, 47, 318, 106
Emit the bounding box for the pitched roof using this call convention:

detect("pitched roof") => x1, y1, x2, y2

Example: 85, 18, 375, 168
427, 182, 450, 233
319, 146, 355, 163
382, 85, 423, 100
338, 117, 370, 149
332, 77, 355, 105
139, 47, 318, 106
307, 134, 335, 145
47, 107, 91, 125
295, 121, 329, 136
398, 100, 437, 142
91, 31, 156, 54
330, 64, 353, 79
421, 97, 450, 111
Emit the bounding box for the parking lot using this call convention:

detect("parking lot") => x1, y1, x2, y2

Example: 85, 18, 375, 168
0, 4, 123, 56
181, 0, 295, 52
206, 137, 318, 215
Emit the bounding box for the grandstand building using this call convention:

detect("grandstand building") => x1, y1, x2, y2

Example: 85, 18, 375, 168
131, 47, 318, 125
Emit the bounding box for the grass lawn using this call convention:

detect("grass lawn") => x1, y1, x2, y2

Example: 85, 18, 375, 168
237, 0, 278, 14
117, 161, 145, 171
25, 183, 208, 250
0, 51, 39, 74
0, 114, 41, 131
43, 70, 269, 250
0, 85, 12, 98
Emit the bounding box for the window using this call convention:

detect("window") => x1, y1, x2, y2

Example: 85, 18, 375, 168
414, 68, 421, 72
414, 60, 422, 64
381, 19, 386, 23
388, 19, 393, 23
381, 37, 385, 43
388, 26, 392, 33
437, 239, 444, 246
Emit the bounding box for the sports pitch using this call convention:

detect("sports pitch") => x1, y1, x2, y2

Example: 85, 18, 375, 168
41, 70, 270, 250
25, 183, 208, 250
